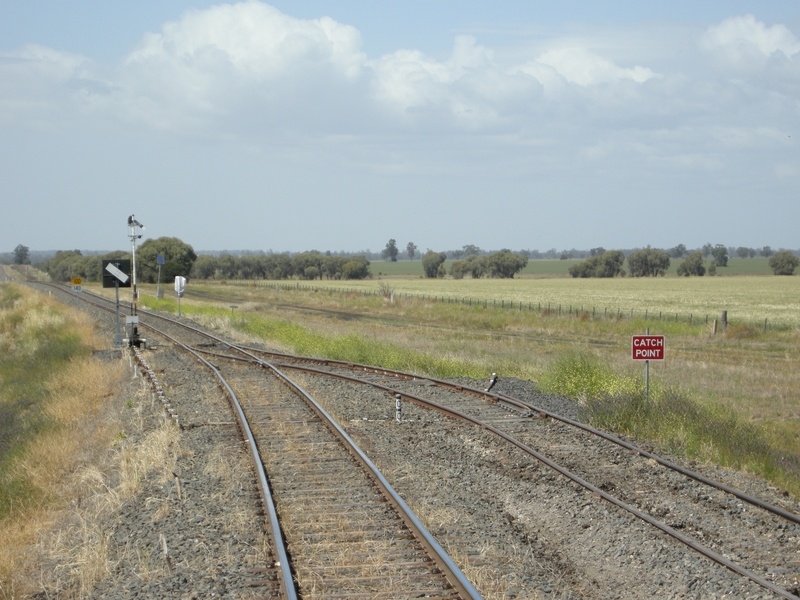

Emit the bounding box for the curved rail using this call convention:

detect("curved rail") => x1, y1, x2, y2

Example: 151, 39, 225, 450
43, 284, 800, 599
46, 284, 481, 599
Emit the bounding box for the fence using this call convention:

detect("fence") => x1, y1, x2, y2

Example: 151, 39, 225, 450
220, 279, 780, 332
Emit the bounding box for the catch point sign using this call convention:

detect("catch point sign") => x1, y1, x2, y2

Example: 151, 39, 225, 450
631, 335, 665, 361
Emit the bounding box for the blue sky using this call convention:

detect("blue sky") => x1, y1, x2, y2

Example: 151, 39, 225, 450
1, 1, 799, 253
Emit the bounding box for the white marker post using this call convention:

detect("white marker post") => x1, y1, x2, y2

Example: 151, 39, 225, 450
174, 276, 186, 316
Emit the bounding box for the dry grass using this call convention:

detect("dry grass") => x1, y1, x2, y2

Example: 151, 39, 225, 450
0, 285, 129, 599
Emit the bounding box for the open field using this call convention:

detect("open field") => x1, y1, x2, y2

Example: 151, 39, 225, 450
83, 275, 800, 496
372, 257, 777, 277
229, 274, 800, 328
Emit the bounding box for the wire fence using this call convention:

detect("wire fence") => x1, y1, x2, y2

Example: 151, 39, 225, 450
220, 279, 782, 332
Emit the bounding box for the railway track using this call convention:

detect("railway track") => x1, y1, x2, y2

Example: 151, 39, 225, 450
37, 283, 480, 599
33, 282, 800, 598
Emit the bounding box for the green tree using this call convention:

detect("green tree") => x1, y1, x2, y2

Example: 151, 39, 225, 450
342, 256, 370, 279
382, 239, 399, 262
191, 255, 218, 279
736, 247, 753, 259
711, 244, 728, 267
769, 251, 799, 275
486, 250, 528, 278
406, 242, 417, 261
13, 244, 30, 265
292, 252, 324, 278
138, 237, 197, 283
761, 246, 774, 258
668, 244, 687, 259
421, 251, 447, 278
589, 247, 606, 257
627, 248, 670, 277
676, 252, 705, 276
568, 251, 624, 278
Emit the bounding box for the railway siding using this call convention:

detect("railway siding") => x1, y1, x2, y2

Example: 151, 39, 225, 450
30, 282, 800, 599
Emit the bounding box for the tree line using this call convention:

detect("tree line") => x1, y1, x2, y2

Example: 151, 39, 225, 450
38, 238, 372, 283
568, 246, 799, 277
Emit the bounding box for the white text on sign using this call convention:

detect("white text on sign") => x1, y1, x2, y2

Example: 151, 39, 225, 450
631, 335, 665, 361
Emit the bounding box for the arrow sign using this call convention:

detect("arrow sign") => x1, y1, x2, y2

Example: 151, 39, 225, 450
105, 262, 129, 284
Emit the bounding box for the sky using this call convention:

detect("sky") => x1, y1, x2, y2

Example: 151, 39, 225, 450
1, 1, 799, 254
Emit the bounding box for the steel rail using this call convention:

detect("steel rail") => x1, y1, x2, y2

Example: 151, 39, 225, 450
39, 285, 297, 599
51, 285, 481, 599
217, 356, 799, 600
63, 286, 800, 523
47, 285, 799, 598
230, 345, 800, 527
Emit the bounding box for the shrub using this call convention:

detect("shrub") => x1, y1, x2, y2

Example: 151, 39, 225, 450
676, 252, 705, 276
421, 251, 447, 278
539, 351, 641, 400
568, 251, 624, 278
485, 250, 528, 278
627, 247, 670, 277
768, 251, 799, 275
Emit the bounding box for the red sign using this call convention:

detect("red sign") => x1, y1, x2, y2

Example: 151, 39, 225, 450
631, 335, 665, 361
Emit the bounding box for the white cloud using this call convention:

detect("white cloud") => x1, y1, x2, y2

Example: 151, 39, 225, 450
703, 14, 800, 65
534, 47, 657, 86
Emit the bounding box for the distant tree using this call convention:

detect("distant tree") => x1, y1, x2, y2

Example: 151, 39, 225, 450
462, 244, 482, 256
748, 248, 758, 258
138, 237, 197, 283
303, 266, 321, 280
341, 255, 370, 280
627, 248, 670, 277
292, 252, 324, 277
486, 250, 528, 278
701, 243, 713, 257
406, 242, 417, 261
382, 239, 399, 262
761, 246, 774, 258
559, 250, 573, 260
13, 244, 30, 265
589, 247, 606, 257
708, 262, 717, 276
191, 255, 218, 279
711, 244, 728, 267
668, 244, 687, 259
676, 252, 705, 276
451, 254, 489, 278
450, 260, 468, 279
769, 251, 799, 276
421, 251, 447, 278
736, 247, 752, 259
569, 251, 624, 278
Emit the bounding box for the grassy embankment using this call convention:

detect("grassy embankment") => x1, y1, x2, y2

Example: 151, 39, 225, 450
0, 283, 126, 598
119, 272, 800, 495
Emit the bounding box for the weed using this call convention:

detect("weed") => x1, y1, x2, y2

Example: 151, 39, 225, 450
539, 351, 642, 401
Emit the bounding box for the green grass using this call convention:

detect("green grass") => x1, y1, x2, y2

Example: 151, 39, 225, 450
122, 279, 800, 497
139, 295, 489, 379
253, 274, 800, 328
542, 350, 800, 493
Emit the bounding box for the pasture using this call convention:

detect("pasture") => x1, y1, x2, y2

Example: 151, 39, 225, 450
239, 273, 800, 328
92, 270, 800, 494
